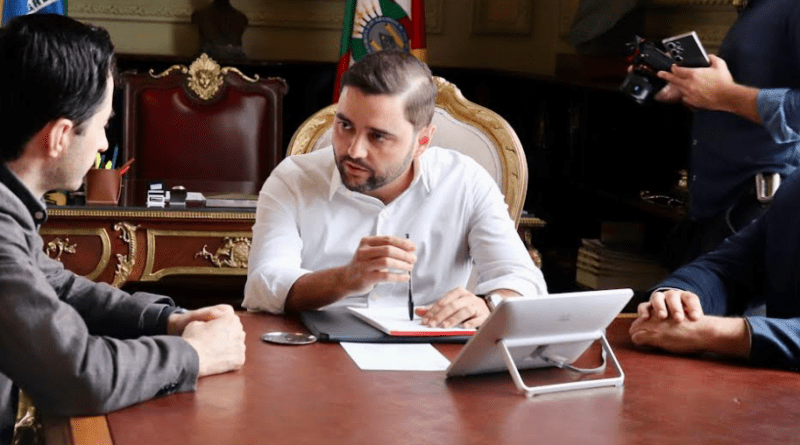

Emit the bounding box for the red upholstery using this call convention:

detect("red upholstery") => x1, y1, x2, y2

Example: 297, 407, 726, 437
120, 66, 288, 205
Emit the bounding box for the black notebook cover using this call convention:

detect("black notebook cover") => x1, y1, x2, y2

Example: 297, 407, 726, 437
301, 308, 470, 343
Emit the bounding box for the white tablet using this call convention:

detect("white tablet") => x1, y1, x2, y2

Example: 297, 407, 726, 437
446, 289, 633, 379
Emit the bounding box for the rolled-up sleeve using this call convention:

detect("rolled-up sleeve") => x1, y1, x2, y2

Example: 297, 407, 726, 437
243, 163, 312, 313
757, 88, 800, 144
467, 163, 547, 298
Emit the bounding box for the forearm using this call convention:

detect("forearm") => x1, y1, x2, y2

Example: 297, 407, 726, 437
284, 267, 357, 312
718, 83, 761, 124
699, 316, 751, 359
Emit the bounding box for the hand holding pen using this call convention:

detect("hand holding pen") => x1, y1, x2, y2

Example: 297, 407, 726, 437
406, 233, 414, 321
340, 235, 416, 299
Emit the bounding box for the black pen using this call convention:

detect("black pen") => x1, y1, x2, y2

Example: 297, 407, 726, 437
406, 233, 414, 321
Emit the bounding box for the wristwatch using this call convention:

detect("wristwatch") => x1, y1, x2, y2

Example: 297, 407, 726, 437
479, 293, 502, 312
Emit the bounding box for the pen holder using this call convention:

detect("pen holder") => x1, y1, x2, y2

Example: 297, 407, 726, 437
85, 168, 122, 205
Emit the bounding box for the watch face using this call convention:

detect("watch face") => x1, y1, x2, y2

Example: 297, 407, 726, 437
261, 332, 317, 345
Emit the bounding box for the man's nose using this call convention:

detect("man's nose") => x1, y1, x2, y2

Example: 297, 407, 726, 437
347, 133, 368, 159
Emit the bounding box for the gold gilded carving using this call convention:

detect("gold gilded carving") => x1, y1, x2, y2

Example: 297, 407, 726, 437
141, 230, 252, 281
13, 390, 42, 445
45, 238, 76, 261
112, 222, 139, 288
433, 77, 527, 225
287, 103, 337, 157
196, 237, 251, 268
149, 64, 187, 79
187, 54, 226, 100
39, 228, 112, 282
149, 54, 260, 101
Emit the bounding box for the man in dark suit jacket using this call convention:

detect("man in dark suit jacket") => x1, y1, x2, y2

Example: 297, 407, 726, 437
630, 168, 800, 370
0, 14, 246, 445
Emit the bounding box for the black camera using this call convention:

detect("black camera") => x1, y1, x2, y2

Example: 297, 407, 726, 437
619, 36, 675, 105
620, 32, 710, 105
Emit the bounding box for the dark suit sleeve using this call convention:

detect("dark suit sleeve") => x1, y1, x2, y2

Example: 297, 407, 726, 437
657, 215, 765, 317
37, 247, 176, 338
657, 185, 800, 369
0, 232, 199, 417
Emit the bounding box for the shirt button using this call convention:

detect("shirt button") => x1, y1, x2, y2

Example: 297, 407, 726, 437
370, 293, 381, 301
692, 139, 698, 146
34, 211, 44, 220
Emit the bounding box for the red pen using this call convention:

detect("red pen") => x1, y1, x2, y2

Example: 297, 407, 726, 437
117, 157, 135, 176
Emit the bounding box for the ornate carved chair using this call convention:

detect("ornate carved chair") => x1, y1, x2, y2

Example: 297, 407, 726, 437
287, 77, 528, 225
120, 54, 288, 205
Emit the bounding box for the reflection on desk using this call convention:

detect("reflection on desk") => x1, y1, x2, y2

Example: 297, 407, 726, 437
40, 207, 255, 288
45, 314, 800, 445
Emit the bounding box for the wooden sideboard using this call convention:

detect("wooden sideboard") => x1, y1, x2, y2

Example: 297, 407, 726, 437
40, 207, 255, 288
40, 207, 546, 292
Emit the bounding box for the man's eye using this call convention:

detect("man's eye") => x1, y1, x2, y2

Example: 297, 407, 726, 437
370, 133, 386, 142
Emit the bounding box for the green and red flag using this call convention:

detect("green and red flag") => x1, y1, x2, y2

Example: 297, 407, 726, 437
334, 0, 426, 102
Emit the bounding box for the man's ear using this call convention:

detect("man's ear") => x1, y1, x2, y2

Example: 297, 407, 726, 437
414, 125, 437, 157
43, 118, 75, 159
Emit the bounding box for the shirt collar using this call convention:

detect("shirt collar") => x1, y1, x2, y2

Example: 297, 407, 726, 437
327, 148, 434, 201
0, 163, 48, 226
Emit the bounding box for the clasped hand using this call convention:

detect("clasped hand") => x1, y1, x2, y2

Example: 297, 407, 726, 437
630, 289, 709, 354
169, 304, 246, 377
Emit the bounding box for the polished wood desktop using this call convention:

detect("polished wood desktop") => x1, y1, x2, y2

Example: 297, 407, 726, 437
45, 314, 800, 445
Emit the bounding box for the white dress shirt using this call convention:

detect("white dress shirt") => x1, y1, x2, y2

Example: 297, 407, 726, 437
243, 146, 546, 313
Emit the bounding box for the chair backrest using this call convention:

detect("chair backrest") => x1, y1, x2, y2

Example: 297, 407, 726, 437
286, 77, 528, 225
120, 53, 288, 205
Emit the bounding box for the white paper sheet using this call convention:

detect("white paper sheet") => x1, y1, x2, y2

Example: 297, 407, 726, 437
340, 342, 451, 371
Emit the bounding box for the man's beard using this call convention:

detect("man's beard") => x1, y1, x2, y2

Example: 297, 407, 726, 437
335, 143, 414, 193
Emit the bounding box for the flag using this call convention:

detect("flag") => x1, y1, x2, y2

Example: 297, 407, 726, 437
3, 0, 68, 26
334, 0, 426, 102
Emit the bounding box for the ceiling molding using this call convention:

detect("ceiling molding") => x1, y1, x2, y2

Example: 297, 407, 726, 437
649, 0, 734, 7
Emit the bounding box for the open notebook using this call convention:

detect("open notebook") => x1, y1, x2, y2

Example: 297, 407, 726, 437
348, 306, 477, 337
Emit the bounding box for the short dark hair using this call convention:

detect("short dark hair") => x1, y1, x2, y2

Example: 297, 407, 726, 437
340, 50, 437, 132
0, 14, 116, 162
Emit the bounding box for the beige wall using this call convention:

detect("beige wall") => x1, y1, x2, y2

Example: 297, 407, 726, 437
68, 0, 576, 76
5, 1, 736, 76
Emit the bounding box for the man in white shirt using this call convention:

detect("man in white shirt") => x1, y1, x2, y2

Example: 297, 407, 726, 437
243, 50, 546, 328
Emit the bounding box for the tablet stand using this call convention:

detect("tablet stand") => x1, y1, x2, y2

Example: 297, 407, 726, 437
497, 332, 624, 397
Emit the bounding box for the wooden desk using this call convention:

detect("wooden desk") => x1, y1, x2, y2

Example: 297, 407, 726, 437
40, 207, 255, 288
46, 314, 800, 445
41, 208, 546, 287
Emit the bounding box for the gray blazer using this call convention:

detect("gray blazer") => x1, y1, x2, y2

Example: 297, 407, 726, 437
0, 164, 199, 445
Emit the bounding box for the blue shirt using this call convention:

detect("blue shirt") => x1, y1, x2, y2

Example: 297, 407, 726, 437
690, 0, 800, 218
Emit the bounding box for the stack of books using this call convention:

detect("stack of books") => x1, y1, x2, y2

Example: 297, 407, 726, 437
576, 238, 668, 291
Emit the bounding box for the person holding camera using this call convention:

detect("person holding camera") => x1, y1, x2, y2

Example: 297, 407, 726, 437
656, 0, 800, 267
